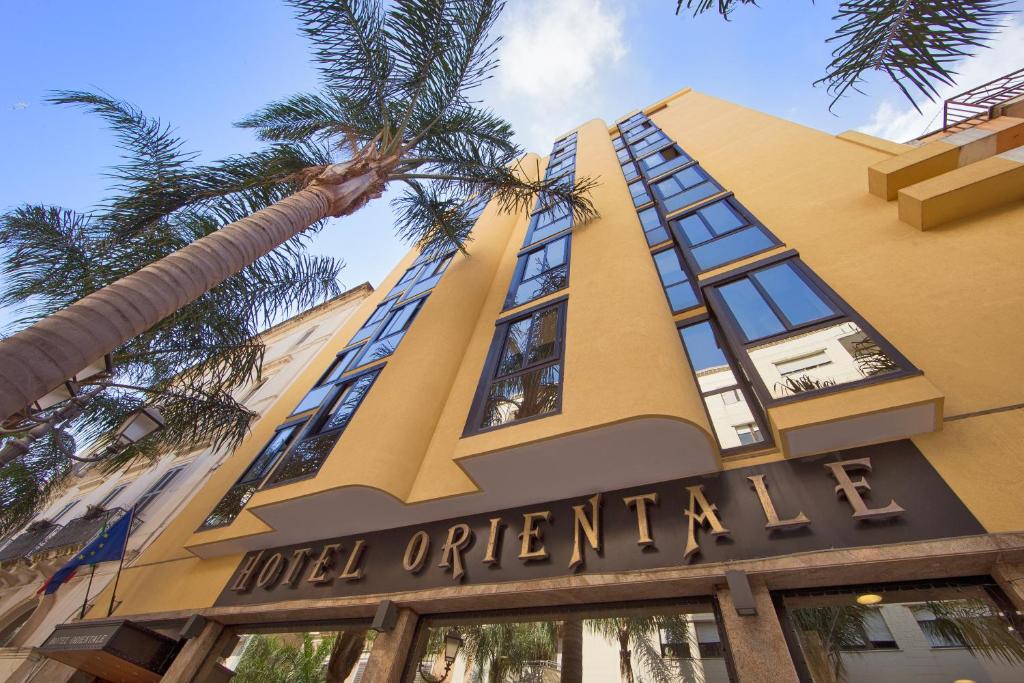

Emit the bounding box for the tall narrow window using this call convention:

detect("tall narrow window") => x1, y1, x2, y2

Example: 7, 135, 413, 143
200, 422, 303, 529
291, 344, 365, 415
629, 130, 669, 156
354, 298, 425, 366
708, 258, 910, 400
638, 207, 670, 246
134, 465, 187, 517
629, 180, 653, 207
505, 235, 570, 309
349, 298, 398, 344
469, 302, 566, 432
403, 252, 454, 300
651, 166, 722, 214
679, 320, 769, 452
638, 144, 691, 180
672, 197, 778, 271
49, 500, 79, 523
652, 247, 699, 312
267, 369, 381, 485
525, 203, 572, 245
621, 161, 639, 182
96, 484, 128, 510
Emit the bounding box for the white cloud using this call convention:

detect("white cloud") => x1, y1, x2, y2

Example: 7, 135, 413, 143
859, 19, 1024, 142
487, 0, 627, 151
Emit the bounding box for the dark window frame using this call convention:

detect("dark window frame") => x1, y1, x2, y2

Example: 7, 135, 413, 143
627, 128, 670, 157
263, 365, 384, 488
668, 192, 782, 274
463, 296, 569, 437
197, 417, 307, 530
651, 243, 702, 313
503, 233, 572, 311
703, 251, 920, 407
650, 163, 724, 216
677, 315, 774, 456
636, 142, 693, 181
290, 343, 368, 416
524, 201, 573, 247
350, 295, 428, 369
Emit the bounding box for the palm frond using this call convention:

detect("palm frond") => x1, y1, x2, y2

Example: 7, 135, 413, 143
818, 0, 1015, 111
675, 0, 761, 19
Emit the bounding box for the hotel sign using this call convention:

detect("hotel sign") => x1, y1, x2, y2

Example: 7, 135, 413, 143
216, 440, 983, 606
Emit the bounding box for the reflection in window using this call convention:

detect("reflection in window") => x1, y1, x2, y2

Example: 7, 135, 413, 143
652, 247, 699, 312
527, 203, 572, 245
717, 262, 837, 342
639, 207, 670, 246
201, 423, 303, 528
349, 298, 397, 344
629, 129, 670, 156
629, 180, 653, 207
291, 344, 364, 415
652, 166, 722, 214
680, 321, 768, 451
268, 370, 380, 485
354, 298, 424, 366
749, 322, 900, 399
403, 252, 454, 300
506, 235, 569, 309
622, 161, 639, 182
639, 144, 692, 179
623, 119, 656, 140
673, 198, 778, 271
785, 584, 1024, 683
477, 303, 564, 430
412, 604, 729, 682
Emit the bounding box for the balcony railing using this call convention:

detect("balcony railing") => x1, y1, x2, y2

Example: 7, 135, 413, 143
0, 523, 62, 563
943, 67, 1024, 132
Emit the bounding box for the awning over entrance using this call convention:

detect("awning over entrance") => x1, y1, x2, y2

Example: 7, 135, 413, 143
38, 620, 180, 683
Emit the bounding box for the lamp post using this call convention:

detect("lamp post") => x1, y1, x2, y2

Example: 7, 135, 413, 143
418, 630, 464, 682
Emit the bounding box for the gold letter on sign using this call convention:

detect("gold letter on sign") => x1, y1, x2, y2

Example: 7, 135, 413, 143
403, 531, 430, 573
569, 494, 602, 570
748, 475, 810, 530
283, 548, 312, 587
438, 524, 474, 580
624, 493, 659, 547
339, 540, 367, 581
683, 485, 729, 560
307, 544, 340, 584
825, 458, 905, 520
519, 511, 552, 561
482, 518, 504, 565
231, 551, 264, 592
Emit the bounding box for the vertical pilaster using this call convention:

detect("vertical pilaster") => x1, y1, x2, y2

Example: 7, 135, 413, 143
716, 578, 800, 683
160, 619, 233, 683
361, 607, 419, 683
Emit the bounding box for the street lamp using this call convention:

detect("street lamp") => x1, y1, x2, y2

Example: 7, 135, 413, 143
418, 630, 464, 682
112, 406, 165, 447
29, 355, 113, 413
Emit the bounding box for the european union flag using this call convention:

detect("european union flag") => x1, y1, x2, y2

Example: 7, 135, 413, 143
38, 510, 133, 595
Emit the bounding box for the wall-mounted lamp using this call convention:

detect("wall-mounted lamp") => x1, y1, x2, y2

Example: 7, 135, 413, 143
725, 570, 758, 616
113, 407, 165, 447
418, 630, 464, 682
856, 593, 883, 606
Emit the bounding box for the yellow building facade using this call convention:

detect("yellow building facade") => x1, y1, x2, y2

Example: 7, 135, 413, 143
35, 88, 1024, 683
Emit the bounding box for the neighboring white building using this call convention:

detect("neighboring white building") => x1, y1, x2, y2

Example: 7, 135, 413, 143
0, 284, 371, 682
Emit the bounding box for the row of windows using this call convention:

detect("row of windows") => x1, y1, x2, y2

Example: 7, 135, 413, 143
614, 112, 914, 454
199, 206, 479, 528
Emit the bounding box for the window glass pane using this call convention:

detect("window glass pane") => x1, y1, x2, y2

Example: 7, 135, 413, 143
629, 181, 652, 207
267, 433, 339, 484
692, 226, 775, 270
665, 283, 699, 312
317, 372, 377, 434
613, 136, 625, 150
616, 147, 631, 163
497, 318, 532, 376
677, 214, 713, 245
719, 279, 786, 341
510, 266, 568, 308
701, 200, 746, 236
784, 583, 1024, 681
200, 482, 258, 529
752, 263, 834, 327
291, 383, 334, 415
240, 425, 299, 483
656, 168, 719, 214
321, 345, 363, 385
640, 145, 690, 178
481, 365, 561, 428
749, 321, 901, 398
639, 207, 669, 246
527, 307, 559, 365
680, 323, 737, 388
350, 299, 396, 343
653, 249, 687, 287
622, 162, 639, 182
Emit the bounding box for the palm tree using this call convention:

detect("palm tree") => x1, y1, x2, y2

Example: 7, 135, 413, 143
558, 618, 583, 683
675, 1, 1015, 111
233, 633, 336, 683
0, 0, 597, 425
0, 97, 346, 534
587, 615, 691, 683
325, 630, 370, 683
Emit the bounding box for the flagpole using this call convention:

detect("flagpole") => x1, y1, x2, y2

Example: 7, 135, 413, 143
106, 505, 136, 618
79, 564, 96, 619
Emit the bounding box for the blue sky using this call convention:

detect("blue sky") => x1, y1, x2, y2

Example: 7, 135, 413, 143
1, 0, 1021, 328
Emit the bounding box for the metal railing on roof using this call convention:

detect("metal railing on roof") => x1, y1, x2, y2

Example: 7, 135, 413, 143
943, 67, 1024, 133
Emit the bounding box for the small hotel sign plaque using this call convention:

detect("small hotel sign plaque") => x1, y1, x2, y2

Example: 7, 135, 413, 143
217, 440, 982, 607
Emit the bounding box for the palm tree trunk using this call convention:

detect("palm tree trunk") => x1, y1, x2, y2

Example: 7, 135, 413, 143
559, 618, 583, 683
0, 162, 386, 428
325, 630, 367, 682
618, 629, 634, 683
